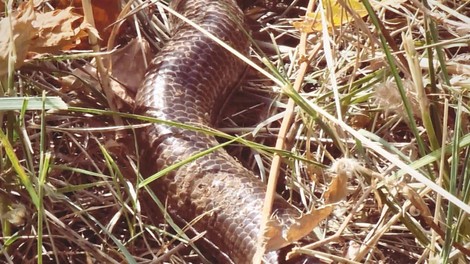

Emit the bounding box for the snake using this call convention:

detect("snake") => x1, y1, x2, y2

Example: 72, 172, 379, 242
135, 0, 308, 263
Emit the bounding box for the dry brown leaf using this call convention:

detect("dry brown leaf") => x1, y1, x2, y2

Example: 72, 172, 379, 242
0, 2, 101, 76
97, 38, 151, 108
88, 0, 121, 44
106, 38, 152, 94
0, 1, 37, 76
59, 38, 151, 108
264, 205, 333, 252
325, 173, 348, 203
285, 206, 333, 242
31, 7, 94, 52
56, 0, 121, 45
402, 185, 432, 218
325, 158, 358, 203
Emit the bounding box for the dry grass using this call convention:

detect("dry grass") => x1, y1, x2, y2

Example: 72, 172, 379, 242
1, 0, 470, 263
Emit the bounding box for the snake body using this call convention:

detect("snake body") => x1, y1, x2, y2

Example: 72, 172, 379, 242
135, 0, 303, 262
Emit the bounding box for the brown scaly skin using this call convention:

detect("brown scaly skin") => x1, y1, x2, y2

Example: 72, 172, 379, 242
135, 0, 306, 262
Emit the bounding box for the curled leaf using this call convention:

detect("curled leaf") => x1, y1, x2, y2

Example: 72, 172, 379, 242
264, 205, 333, 252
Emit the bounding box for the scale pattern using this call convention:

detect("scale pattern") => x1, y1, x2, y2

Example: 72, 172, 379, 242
135, 0, 303, 262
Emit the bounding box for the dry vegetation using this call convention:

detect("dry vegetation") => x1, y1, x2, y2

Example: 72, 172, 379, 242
1, 0, 470, 263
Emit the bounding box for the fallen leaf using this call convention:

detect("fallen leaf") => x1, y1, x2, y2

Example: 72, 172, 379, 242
285, 206, 333, 242
402, 185, 432, 218
293, 0, 369, 33
56, 0, 121, 46
263, 205, 333, 252
0, 1, 37, 76
325, 172, 348, 203
106, 38, 152, 94
325, 158, 359, 203
0, 2, 100, 77
58, 38, 152, 109
88, 0, 121, 44
31, 7, 93, 52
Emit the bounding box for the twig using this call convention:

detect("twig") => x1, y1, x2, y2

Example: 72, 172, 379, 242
253, 1, 315, 263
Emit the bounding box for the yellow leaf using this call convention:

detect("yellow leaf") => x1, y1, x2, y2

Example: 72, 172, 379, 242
293, 0, 369, 33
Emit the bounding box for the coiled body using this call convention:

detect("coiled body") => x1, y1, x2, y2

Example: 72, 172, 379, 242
135, 0, 302, 262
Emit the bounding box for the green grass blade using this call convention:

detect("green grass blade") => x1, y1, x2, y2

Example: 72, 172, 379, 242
0, 97, 67, 111
441, 95, 463, 262
0, 129, 39, 208
138, 136, 240, 189
361, 0, 429, 162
